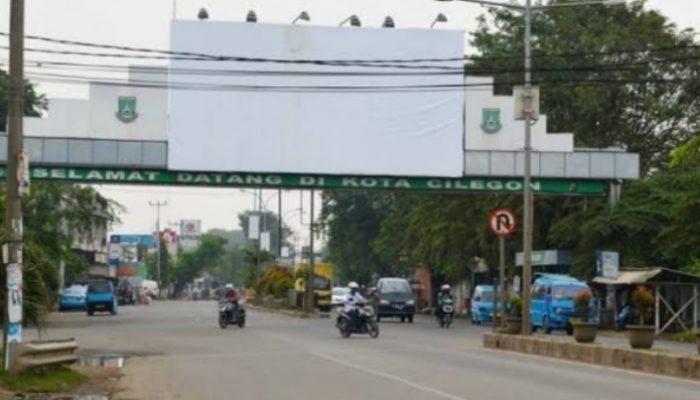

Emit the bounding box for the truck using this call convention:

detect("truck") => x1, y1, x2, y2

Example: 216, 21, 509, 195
293, 262, 334, 312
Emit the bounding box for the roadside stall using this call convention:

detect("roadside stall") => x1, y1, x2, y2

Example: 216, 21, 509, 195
592, 267, 700, 334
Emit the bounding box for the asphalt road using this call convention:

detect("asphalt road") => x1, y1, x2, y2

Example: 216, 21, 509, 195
30, 301, 699, 400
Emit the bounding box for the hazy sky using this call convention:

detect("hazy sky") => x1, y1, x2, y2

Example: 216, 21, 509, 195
0, 0, 696, 245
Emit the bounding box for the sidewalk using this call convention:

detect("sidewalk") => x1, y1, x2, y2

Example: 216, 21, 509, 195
535, 329, 698, 354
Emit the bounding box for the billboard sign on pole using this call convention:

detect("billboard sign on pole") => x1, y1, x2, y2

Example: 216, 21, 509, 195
169, 21, 465, 177
248, 215, 260, 240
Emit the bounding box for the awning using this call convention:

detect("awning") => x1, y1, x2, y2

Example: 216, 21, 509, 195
592, 267, 700, 285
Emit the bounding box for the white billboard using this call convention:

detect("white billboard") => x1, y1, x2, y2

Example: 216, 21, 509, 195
169, 21, 465, 177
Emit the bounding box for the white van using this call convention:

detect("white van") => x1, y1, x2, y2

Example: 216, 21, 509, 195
141, 280, 159, 299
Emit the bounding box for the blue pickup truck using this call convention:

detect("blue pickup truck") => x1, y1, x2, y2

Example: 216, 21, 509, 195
86, 280, 118, 316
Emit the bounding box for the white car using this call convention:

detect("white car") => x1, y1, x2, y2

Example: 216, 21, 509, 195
331, 287, 350, 308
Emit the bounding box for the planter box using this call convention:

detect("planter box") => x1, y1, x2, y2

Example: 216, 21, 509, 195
505, 317, 522, 335
627, 325, 655, 349
572, 321, 598, 344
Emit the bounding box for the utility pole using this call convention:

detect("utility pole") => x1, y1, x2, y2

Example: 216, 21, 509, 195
521, 0, 534, 335
277, 188, 282, 257
305, 190, 315, 315
3, 0, 25, 373
149, 201, 167, 291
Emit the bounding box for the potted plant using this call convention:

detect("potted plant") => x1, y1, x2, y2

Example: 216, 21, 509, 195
571, 290, 598, 343
505, 295, 523, 334
627, 286, 656, 349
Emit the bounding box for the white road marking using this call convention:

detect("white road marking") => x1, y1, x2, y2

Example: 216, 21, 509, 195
311, 351, 475, 400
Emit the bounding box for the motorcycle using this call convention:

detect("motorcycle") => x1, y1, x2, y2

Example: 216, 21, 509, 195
336, 303, 379, 338
437, 298, 455, 328
218, 300, 246, 329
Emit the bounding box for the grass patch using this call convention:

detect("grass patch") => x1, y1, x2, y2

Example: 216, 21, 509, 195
0, 365, 86, 392
669, 330, 698, 343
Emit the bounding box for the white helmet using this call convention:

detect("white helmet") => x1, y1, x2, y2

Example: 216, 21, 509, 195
225, 283, 234, 290
441, 284, 451, 291
348, 282, 359, 290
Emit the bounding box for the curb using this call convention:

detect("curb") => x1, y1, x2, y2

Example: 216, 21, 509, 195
483, 333, 700, 381
247, 304, 330, 319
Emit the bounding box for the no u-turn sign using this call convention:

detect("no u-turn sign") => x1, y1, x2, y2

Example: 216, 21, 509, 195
489, 207, 517, 237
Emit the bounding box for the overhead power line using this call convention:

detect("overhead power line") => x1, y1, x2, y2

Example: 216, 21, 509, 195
20, 70, 696, 93
1, 31, 698, 65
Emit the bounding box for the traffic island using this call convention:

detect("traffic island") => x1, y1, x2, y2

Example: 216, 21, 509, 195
246, 304, 329, 319
483, 333, 700, 381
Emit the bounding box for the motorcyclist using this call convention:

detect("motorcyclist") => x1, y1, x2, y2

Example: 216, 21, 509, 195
223, 283, 240, 319
436, 284, 454, 318
344, 282, 365, 329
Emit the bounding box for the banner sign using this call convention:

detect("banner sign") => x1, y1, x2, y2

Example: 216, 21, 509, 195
596, 251, 620, 279
0, 167, 607, 196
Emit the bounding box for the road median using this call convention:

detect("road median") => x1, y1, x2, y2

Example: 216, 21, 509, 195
246, 304, 329, 319
483, 333, 700, 381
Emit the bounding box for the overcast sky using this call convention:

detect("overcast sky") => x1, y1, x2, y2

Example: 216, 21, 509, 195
0, 0, 697, 246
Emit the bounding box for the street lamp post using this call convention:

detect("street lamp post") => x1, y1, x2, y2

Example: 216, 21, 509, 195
436, 0, 625, 334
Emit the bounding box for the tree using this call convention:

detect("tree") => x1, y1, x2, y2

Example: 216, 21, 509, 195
0, 70, 47, 132
146, 240, 173, 285
171, 234, 228, 294
1, 183, 120, 326
320, 191, 394, 285
469, 0, 700, 172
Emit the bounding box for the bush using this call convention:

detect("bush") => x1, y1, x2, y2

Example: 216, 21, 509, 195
259, 266, 294, 299
631, 286, 654, 325
573, 290, 593, 320
509, 295, 523, 317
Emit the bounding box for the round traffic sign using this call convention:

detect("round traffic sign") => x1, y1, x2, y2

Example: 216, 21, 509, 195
489, 207, 517, 237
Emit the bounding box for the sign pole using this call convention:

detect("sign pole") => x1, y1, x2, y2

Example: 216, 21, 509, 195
4, 0, 25, 373
488, 207, 517, 333
499, 235, 506, 330
305, 190, 315, 315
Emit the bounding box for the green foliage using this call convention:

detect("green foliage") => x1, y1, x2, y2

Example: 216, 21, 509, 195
631, 286, 654, 325
172, 234, 228, 294
509, 296, 523, 318
238, 210, 292, 255
146, 240, 173, 285
259, 266, 294, 298
573, 290, 593, 320
0, 69, 47, 133
0, 366, 86, 392
470, 1, 700, 172
670, 329, 698, 343
0, 183, 119, 326
320, 191, 395, 285
243, 265, 261, 294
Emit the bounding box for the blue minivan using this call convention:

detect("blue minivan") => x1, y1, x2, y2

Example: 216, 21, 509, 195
471, 285, 497, 324
530, 274, 592, 335
86, 280, 118, 316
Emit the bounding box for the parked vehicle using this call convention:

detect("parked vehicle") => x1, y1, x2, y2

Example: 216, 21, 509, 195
293, 262, 335, 312
471, 285, 497, 324
336, 301, 379, 338
437, 297, 455, 328
59, 284, 87, 311
530, 274, 593, 335
86, 280, 118, 316
331, 287, 350, 309
218, 299, 246, 329
141, 280, 159, 299
370, 278, 415, 323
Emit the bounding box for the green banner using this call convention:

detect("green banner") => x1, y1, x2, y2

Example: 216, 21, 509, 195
0, 167, 606, 195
